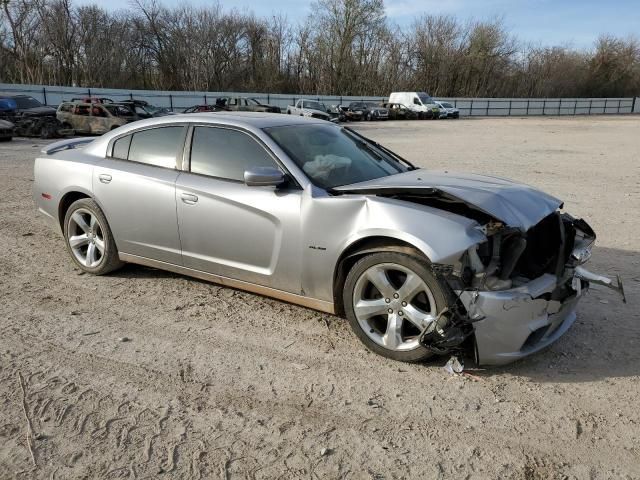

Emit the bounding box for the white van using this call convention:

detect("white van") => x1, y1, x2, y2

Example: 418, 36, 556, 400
388, 92, 438, 119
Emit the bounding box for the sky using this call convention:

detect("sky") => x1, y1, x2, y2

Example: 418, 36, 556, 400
76, 0, 640, 50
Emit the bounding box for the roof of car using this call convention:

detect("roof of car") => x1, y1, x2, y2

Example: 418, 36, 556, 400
82, 111, 329, 156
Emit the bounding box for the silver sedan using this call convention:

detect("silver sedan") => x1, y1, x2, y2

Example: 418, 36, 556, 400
33, 113, 624, 365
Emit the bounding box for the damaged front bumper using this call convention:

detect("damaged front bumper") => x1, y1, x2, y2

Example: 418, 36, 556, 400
457, 268, 625, 366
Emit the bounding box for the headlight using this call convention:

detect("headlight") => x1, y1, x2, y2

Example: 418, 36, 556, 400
569, 218, 596, 265
571, 241, 593, 264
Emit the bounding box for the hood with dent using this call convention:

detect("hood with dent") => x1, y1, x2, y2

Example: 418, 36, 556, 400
332, 169, 562, 231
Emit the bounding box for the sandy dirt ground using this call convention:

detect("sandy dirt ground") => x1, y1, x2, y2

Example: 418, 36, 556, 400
0, 116, 639, 479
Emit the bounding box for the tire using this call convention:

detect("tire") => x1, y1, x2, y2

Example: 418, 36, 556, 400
63, 198, 123, 275
343, 251, 452, 362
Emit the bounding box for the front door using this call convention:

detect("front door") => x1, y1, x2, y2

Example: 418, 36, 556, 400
176, 126, 302, 293
93, 125, 187, 265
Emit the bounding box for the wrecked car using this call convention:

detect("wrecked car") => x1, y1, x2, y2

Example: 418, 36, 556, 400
217, 96, 282, 114
33, 114, 624, 367
183, 104, 229, 113
71, 97, 114, 104
327, 105, 347, 122
0, 98, 16, 140
383, 103, 419, 121
348, 101, 389, 121
0, 93, 71, 138
57, 101, 136, 134
0, 118, 14, 141
339, 105, 363, 121
116, 99, 175, 118
286, 99, 332, 121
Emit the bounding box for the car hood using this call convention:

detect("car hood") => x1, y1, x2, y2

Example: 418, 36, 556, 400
0, 119, 14, 128
304, 108, 330, 117
332, 169, 563, 231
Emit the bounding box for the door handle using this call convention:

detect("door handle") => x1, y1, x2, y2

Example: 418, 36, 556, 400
181, 193, 198, 204
98, 174, 112, 184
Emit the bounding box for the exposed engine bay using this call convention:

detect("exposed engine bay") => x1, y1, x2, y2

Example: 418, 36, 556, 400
375, 190, 626, 364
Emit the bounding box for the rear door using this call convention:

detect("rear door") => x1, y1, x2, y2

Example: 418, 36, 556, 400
175, 125, 303, 293
89, 105, 111, 134
93, 124, 187, 265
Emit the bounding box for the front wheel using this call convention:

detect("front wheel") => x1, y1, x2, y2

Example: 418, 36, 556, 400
63, 198, 123, 275
343, 252, 451, 362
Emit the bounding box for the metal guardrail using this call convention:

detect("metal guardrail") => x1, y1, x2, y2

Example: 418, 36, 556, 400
0, 83, 637, 116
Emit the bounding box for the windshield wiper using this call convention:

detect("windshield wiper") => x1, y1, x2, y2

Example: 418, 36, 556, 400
343, 127, 417, 170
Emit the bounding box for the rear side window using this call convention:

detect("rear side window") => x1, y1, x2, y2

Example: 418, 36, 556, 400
190, 127, 277, 181
127, 126, 185, 168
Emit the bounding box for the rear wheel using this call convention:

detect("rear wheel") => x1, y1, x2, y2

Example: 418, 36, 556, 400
343, 252, 451, 362
63, 198, 123, 275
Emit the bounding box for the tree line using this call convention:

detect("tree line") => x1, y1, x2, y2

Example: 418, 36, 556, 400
1, 0, 639, 98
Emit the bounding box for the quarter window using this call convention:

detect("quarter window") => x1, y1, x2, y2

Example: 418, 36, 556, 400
189, 127, 278, 181
112, 134, 132, 160
126, 126, 185, 168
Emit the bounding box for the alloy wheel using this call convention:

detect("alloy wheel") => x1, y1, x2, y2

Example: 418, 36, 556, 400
352, 263, 437, 351
67, 208, 105, 268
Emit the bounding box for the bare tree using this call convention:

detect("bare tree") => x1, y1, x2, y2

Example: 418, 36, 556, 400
0, 0, 638, 98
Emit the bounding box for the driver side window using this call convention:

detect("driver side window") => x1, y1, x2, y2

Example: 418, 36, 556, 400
189, 127, 279, 182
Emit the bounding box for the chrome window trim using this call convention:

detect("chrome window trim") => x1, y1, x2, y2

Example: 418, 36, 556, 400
106, 123, 189, 170
184, 123, 302, 189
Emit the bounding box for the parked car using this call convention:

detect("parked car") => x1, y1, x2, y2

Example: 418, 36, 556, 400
348, 102, 389, 121
57, 101, 136, 134
183, 104, 228, 113
388, 92, 440, 119
383, 103, 419, 120
0, 98, 17, 139
0, 118, 14, 141
34, 113, 624, 366
339, 105, 363, 121
435, 100, 460, 119
0, 93, 71, 138
217, 96, 281, 113
116, 100, 175, 118
286, 99, 331, 121
71, 97, 114, 104
327, 105, 347, 122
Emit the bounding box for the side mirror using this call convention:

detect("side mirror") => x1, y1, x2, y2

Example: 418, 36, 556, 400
244, 167, 285, 187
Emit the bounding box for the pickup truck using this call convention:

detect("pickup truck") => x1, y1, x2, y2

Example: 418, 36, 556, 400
286, 99, 332, 121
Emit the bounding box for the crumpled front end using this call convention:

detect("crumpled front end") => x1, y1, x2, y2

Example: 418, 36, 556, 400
420, 212, 625, 365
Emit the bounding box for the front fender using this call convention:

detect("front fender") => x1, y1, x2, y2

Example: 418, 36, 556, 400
301, 193, 486, 303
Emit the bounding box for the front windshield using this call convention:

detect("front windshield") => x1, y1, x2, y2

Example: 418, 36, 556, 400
304, 101, 326, 111
14, 96, 43, 109
264, 124, 408, 189
417, 93, 432, 105
441, 102, 453, 108
248, 98, 262, 105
